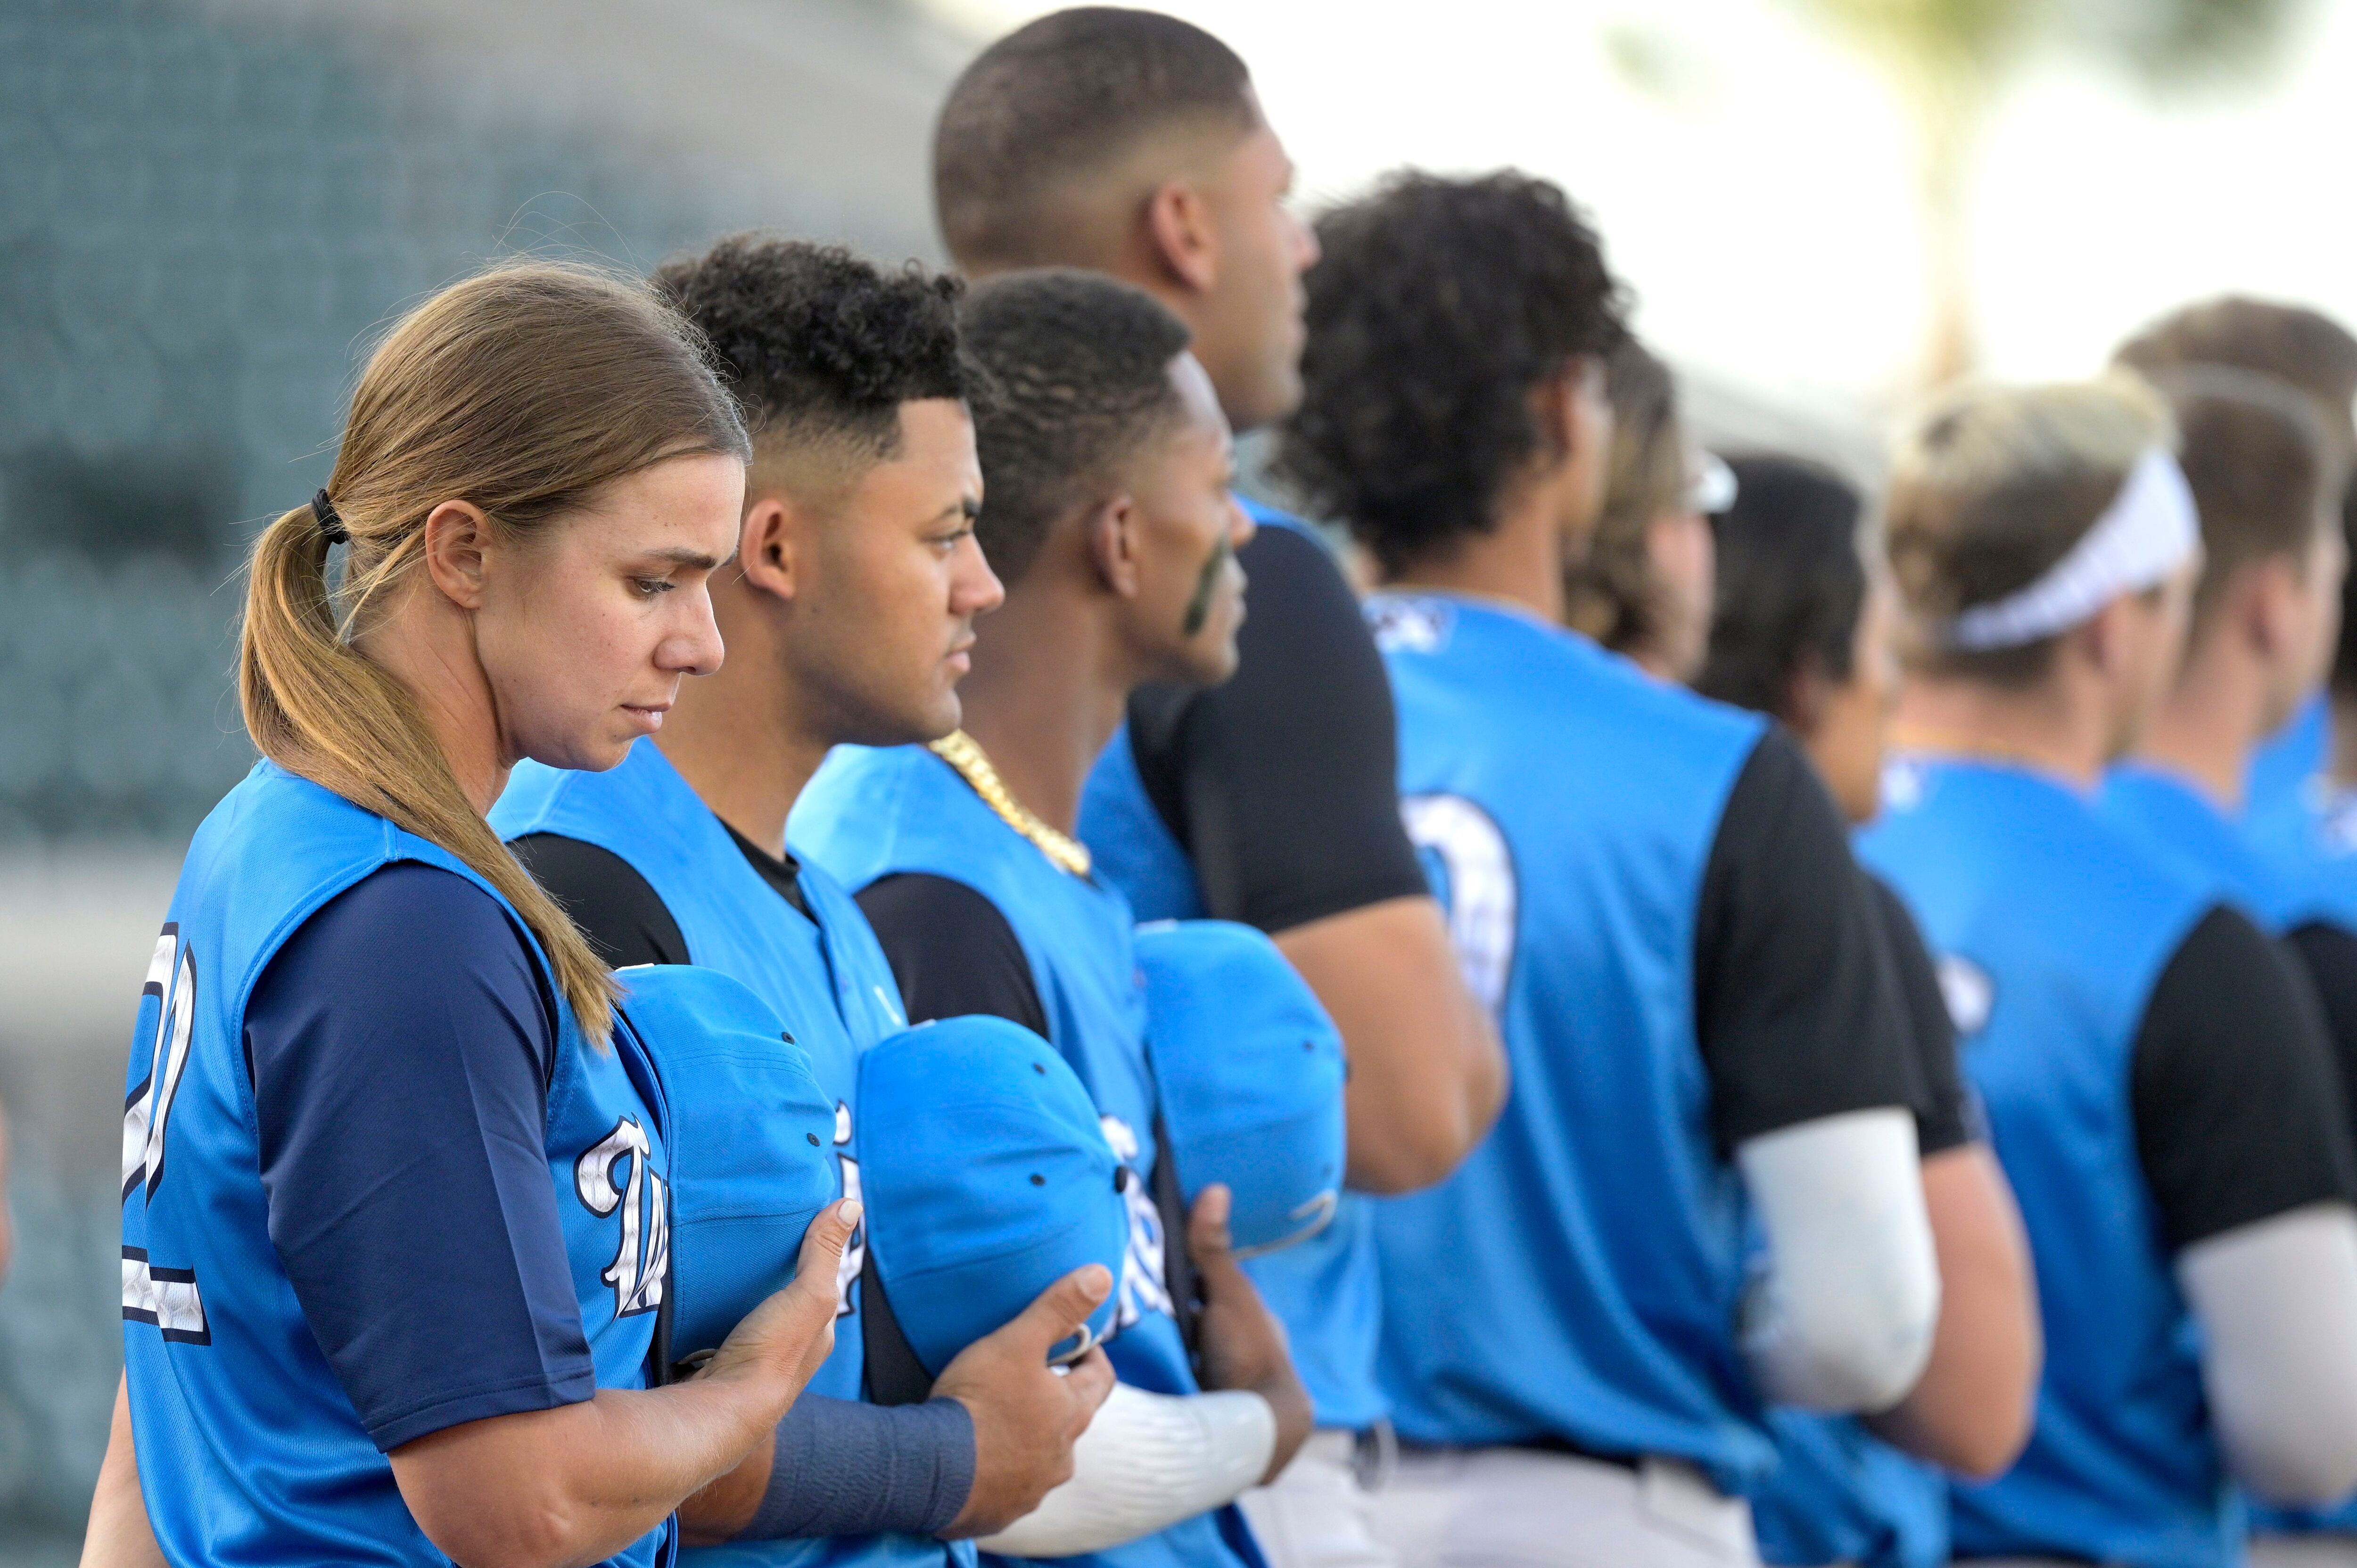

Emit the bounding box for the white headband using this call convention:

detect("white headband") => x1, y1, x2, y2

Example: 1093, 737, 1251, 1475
1943, 445, 2200, 652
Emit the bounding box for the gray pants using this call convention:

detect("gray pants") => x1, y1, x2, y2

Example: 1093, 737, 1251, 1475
1366, 1446, 1758, 1568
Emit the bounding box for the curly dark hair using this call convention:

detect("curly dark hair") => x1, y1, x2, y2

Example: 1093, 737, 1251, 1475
1277, 171, 1628, 575
652, 234, 974, 459
961, 268, 1193, 586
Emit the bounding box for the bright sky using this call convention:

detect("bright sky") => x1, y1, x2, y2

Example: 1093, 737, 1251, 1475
943, 0, 2357, 434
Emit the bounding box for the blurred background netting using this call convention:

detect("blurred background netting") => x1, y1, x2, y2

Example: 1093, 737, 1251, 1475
0, 0, 974, 1554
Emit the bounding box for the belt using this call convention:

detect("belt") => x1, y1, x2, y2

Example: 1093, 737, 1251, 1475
1393, 1431, 1643, 1474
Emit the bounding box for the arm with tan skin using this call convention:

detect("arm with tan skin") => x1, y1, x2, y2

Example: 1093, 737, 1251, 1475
1864, 1145, 2041, 1477
88, 1206, 859, 1568
1279, 899, 1507, 1193
676, 1265, 1121, 1544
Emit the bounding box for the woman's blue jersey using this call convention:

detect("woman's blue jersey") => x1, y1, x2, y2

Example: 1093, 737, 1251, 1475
1362, 592, 1777, 1493
121, 761, 673, 1568
494, 741, 962, 1568
1858, 756, 2232, 1568
795, 741, 1260, 1568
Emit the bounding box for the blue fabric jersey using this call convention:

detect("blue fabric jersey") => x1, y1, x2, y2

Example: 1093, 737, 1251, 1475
493, 742, 961, 1568
1751, 1410, 1946, 1568
2103, 762, 2321, 935
121, 761, 673, 1568
1859, 756, 2231, 1568
2246, 690, 2329, 826
1077, 509, 1386, 1433
795, 741, 1260, 1568
1362, 592, 1778, 1492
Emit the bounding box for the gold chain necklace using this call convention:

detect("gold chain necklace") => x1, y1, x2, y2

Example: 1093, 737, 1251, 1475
929, 730, 1093, 878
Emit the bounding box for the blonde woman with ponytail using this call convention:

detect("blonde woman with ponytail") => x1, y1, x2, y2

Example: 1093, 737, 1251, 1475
81, 261, 859, 1568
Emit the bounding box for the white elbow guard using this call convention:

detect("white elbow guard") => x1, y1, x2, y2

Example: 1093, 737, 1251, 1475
1737, 1107, 1940, 1413
977, 1383, 1276, 1558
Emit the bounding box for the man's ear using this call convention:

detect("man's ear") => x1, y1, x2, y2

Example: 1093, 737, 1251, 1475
420, 500, 494, 611
2242, 555, 2301, 665
1143, 180, 1220, 296
1784, 649, 1830, 739
1084, 494, 1145, 600
736, 494, 808, 606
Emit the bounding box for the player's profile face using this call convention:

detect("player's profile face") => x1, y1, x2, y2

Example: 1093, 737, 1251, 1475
471, 450, 741, 774
1195, 109, 1316, 434
803, 397, 1000, 745
1123, 353, 1252, 686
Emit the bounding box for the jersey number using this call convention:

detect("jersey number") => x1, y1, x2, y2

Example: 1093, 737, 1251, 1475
121, 924, 209, 1343
577, 1117, 670, 1319
1401, 794, 1518, 1018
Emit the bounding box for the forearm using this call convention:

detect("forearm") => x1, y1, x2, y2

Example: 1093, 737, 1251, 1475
1737, 1108, 1940, 1412
1279, 896, 1507, 1194
687, 1396, 973, 1545
977, 1383, 1274, 1557
2180, 1203, 2357, 1506
80, 1376, 165, 1568
393, 1371, 798, 1568
1863, 1146, 2040, 1476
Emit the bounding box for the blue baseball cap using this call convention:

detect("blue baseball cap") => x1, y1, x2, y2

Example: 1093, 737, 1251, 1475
613, 964, 838, 1361
1136, 919, 1347, 1256
857, 1015, 1129, 1377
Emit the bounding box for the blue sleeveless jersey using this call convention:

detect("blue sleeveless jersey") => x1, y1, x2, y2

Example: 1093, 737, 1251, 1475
1075, 501, 1385, 1433
2246, 691, 2328, 827
1858, 756, 2233, 1568
1362, 593, 1774, 1491
2103, 762, 2321, 935
493, 743, 961, 1568
1750, 1411, 1945, 1568
121, 761, 674, 1568
795, 743, 1260, 1568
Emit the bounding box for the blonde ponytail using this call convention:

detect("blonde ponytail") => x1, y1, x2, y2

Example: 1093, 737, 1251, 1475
237, 262, 750, 1044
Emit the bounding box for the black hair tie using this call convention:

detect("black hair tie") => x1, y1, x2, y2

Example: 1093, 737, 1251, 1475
311, 488, 348, 545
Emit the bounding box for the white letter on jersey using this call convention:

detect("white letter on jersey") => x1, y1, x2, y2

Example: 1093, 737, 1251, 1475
1401, 794, 1517, 1018
577, 1116, 668, 1318
1101, 1115, 1175, 1328
833, 1100, 862, 1317
122, 925, 198, 1201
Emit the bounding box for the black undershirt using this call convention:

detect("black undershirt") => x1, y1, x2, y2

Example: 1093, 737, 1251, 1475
2286, 920, 2357, 1143
1692, 730, 1923, 1152
854, 874, 1050, 1038
2132, 905, 2357, 1254
1864, 873, 1975, 1157
1124, 521, 1431, 935
510, 825, 808, 970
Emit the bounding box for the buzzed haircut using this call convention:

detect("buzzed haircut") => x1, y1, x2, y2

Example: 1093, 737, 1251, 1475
652, 235, 974, 484
2116, 296, 2357, 463
962, 269, 1194, 585
1277, 170, 1629, 576
2149, 365, 2331, 635
934, 8, 1258, 269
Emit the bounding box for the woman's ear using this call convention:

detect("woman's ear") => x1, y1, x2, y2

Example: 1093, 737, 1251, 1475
420, 500, 494, 611
1085, 494, 1145, 599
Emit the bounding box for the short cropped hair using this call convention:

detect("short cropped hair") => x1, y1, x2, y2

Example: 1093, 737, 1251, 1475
1566, 340, 1690, 655
1277, 171, 1629, 575
2116, 296, 2357, 464
1885, 377, 2173, 688
961, 269, 1194, 585
652, 236, 973, 484
2148, 365, 2331, 635
935, 8, 1258, 269
1696, 456, 1870, 722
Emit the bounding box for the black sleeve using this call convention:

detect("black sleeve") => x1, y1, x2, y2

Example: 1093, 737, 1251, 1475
1693, 728, 1920, 1151
509, 832, 690, 969
1124, 521, 1429, 934
855, 873, 1050, 1037
2133, 905, 2357, 1254
1865, 873, 1976, 1156
2288, 920, 2357, 1139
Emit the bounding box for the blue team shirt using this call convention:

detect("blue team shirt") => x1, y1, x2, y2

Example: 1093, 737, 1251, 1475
1362, 592, 1778, 1492
122, 761, 673, 1568
795, 742, 1261, 1568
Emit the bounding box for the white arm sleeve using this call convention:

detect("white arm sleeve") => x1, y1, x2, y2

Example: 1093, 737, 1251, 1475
2178, 1202, 2357, 1506
1736, 1106, 1940, 1413
975, 1383, 1276, 1558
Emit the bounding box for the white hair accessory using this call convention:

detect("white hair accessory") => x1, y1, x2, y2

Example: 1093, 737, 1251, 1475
1944, 446, 2200, 651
